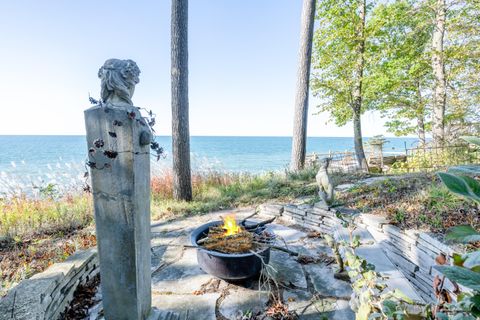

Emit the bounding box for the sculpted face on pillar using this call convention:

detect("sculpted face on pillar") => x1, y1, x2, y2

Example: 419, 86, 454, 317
98, 59, 141, 107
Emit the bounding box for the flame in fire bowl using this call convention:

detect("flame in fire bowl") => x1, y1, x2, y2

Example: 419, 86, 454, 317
190, 220, 272, 280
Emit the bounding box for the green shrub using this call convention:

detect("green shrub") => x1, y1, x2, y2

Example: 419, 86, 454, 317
434, 137, 480, 318
438, 136, 480, 204
286, 166, 318, 181
390, 142, 480, 173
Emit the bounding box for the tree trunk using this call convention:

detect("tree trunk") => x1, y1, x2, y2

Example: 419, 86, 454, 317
416, 81, 426, 146
417, 114, 426, 147
352, 0, 368, 170
171, 0, 192, 201
353, 107, 367, 169
431, 0, 446, 146
290, 0, 316, 172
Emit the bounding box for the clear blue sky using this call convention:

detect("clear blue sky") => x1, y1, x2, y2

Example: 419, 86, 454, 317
0, 0, 390, 137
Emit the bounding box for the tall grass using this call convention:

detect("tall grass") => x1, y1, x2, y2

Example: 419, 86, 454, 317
0, 161, 92, 241
0, 194, 93, 241
0, 166, 321, 241
150, 168, 318, 220
151, 169, 247, 200
0, 160, 85, 199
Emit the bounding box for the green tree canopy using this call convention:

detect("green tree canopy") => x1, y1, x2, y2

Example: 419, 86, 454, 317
367, 0, 432, 140
311, 0, 375, 126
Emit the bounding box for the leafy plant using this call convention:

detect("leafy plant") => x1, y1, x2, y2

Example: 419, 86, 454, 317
432, 136, 480, 318
445, 225, 480, 244
332, 210, 426, 320
393, 209, 406, 224
437, 173, 480, 203
437, 136, 480, 204
433, 240, 480, 319
38, 183, 59, 199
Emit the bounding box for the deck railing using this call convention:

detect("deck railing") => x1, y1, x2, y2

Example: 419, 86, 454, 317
401, 144, 480, 172
306, 143, 480, 174
306, 151, 364, 173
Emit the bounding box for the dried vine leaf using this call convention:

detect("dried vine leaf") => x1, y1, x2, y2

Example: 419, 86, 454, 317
435, 254, 447, 265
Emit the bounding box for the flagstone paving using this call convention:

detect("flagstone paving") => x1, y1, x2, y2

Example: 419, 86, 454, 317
147, 208, 354, 320
86, 208, 354, 319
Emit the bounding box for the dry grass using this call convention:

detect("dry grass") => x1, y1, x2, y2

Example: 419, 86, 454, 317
0, 227, 96, 296
150, 169, 319, 220
0, 194, 93, 241
0, 193, 95, 296
338, 173, 480, 232
151, 169, 246, 200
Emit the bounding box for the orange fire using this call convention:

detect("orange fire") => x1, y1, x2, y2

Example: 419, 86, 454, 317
222, 215, 241, 236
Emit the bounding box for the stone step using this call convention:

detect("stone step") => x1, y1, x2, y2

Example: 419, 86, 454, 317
332, 224, 424, 304
147, 309, 181, 320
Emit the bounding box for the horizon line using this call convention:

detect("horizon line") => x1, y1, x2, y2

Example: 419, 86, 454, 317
0, 134, 419, 139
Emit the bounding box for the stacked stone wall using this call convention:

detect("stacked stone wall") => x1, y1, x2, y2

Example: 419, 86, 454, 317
261, 203, 466, 303
358, 214, 466, 302
0, 248, 98, 320
262, 203, 340, 233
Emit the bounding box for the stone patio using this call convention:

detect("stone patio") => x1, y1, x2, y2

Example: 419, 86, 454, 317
144, 208, 354, 320
1, 177, 441, 320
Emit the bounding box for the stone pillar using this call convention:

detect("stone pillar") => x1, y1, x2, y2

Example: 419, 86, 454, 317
85, 104, 151, 320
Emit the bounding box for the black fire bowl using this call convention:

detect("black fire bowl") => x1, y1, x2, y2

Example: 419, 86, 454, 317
190, 220, 271, 281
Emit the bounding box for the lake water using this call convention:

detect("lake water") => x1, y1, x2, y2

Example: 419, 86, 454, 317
0, 135, 418, 195
0, 135, 420, 195
0, 135, 418, 175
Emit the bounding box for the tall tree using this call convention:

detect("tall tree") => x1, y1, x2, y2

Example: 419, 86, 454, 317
171, 0, 192, 201
368, 0, 479, 144
368, 0, 432, 146
311, 0, 371, 169
352, 0, 368, 169
442, 0, 480, 138
431, 0, 447, 145
290, 0, 316, 172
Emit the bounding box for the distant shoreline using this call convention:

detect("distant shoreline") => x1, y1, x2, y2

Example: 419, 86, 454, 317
0, 134, 421, 139
0, 136, 418, 174
0, 135, 419, 196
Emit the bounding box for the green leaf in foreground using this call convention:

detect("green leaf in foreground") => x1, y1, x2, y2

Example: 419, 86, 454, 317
438, 172, 473, 199
460, 175, 480, 200
390, 289, 414, 304
449, 165, 480, 175
434, 266, 480, 291
463, 251, 480, 269
382, 299, 397, 317
461, 136, 480, 147
445, 225, 480, 243
451, 313, 476, 320
453, 253, 466, 266
435, 312, 448, 320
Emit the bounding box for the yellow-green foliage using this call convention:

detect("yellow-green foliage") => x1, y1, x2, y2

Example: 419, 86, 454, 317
391, 145, 480, 173
0, 195, 93, 240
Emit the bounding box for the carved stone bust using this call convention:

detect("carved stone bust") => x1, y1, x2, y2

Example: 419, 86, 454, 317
98, 59, 140, 107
